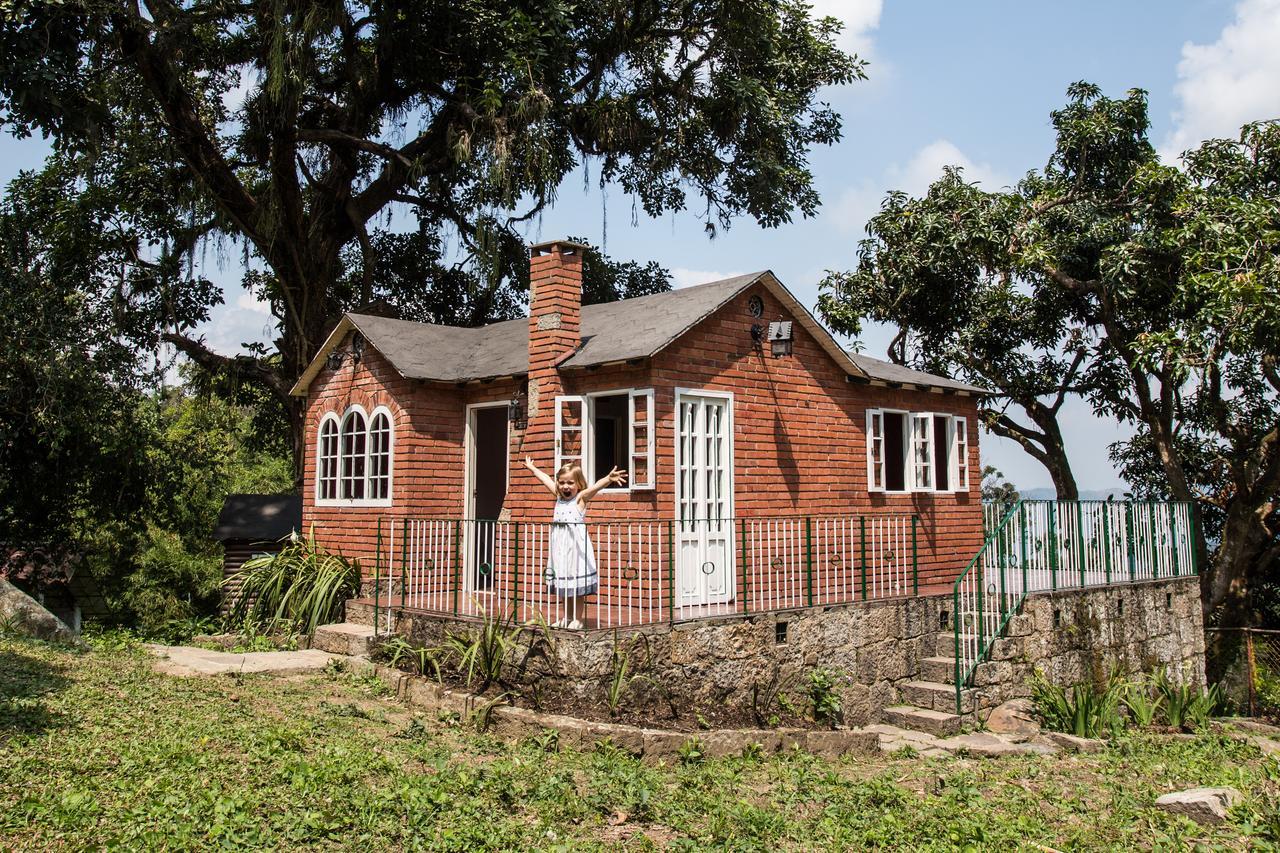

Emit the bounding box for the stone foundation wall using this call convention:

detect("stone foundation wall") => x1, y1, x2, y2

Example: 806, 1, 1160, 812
373, 575, 1205, 725
970, 575, 1207, 714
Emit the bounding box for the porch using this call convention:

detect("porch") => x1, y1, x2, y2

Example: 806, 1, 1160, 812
356, 513, 921, 632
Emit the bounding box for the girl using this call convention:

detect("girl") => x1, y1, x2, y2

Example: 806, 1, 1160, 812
524, 456, 627, 629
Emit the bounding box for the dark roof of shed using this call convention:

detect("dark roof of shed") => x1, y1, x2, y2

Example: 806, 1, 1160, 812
847, 353, 989, 395
213, 494, 302, 542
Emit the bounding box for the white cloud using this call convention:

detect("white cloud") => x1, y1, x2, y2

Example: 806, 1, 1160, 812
828, 139, 1012, 235
808, 0, 882, 58
236, 291, 271, 314
1162, 0, 1280, 160
670, 267, 744, 289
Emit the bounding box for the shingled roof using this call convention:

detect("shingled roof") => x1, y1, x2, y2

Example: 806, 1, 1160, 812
290, 271, 985, 395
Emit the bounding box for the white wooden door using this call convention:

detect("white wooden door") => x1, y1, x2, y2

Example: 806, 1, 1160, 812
675, 392, 734, 607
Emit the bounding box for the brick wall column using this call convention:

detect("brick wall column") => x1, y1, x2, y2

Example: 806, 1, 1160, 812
511, 240, 586, 520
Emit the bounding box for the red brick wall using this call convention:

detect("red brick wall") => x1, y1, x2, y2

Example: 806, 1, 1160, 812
300, 284, 984, 592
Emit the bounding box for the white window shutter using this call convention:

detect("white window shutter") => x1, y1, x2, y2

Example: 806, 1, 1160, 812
910, 413, 934, 491
866, 409, 885, 492
629, 389, 655, 489
554, 396, 587, 474
952, 416, 969, 492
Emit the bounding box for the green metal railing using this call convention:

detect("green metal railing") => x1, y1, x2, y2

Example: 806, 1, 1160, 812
953, 499, 1199, 715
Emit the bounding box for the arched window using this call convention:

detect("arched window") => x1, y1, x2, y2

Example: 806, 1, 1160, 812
368, 409, 393, 500
317, 417, 339, 500
340, 409, 367, 500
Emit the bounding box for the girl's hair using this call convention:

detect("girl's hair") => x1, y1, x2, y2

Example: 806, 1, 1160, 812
555, 462, 588, 491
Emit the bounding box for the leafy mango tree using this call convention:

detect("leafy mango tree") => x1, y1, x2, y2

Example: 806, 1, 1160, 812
819, 83, 1279, 623
0, 0, 863, 471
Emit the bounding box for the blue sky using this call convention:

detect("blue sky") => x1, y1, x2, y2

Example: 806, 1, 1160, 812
4, 0, 1279, 492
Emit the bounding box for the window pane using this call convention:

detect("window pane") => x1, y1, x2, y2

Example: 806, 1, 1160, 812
341, 412, 366, 499
590, 393, 629, 481
884, 413, 907, 492
933, 415, 950, 491
369, 412, 391, 500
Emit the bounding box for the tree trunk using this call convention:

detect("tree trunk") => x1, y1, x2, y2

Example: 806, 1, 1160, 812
1205, 498, 1276, 626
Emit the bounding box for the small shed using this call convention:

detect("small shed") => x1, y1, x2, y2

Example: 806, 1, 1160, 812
213, 494, 302, 613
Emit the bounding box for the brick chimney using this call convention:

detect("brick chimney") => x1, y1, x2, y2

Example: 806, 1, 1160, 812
527, 240, 586, 415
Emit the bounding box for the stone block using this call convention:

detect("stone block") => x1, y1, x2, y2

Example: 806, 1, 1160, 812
972, 660, 1013, 688
985, 699, 1040, 738
1154, 787, 1240, 825
640, 729, 689, 763
1042, 732, 1104, 754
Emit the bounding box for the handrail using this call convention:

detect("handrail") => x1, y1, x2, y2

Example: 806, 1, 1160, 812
954, 499, 1199, 715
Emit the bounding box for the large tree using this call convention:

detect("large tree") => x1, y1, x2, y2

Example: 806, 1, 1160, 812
0, 0, 863, 467
818, 83, 1280, 622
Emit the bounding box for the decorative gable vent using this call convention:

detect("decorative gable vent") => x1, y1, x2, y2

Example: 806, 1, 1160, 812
768, 320, 793, 357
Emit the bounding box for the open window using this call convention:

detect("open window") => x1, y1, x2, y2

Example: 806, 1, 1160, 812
867, 408, 967, 494
556, 390, 655, 491
554, 396, 586, 475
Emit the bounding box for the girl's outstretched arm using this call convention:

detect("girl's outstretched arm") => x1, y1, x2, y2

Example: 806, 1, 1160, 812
524, 457, 559, 497
579, 466, 628, 504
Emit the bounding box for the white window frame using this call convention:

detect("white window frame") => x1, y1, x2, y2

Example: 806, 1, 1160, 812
316, 403, 394, 507
910, 412, 934, 492
316, 414, 340, 502
556, 390, 657, 493
951, 416, 969, 492
628, 389, 656, 490
867, 408, 971, 495
367, 406, 395, 502
866, 409, 885, 492
554, 395, 587, 475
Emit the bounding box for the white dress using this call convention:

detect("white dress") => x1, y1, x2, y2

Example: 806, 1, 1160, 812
549, 497, 598, 598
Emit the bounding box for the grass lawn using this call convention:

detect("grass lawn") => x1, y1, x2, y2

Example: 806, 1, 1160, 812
2, 633, 1279, 851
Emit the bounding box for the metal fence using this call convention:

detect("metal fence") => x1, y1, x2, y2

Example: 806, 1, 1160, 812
1206, 627, 1280, 717
370, 514, 917, 631
954, 500, 1199, 712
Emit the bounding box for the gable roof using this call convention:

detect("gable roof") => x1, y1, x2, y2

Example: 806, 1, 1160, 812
213, 494, 302, 542
290, 271, 982, 395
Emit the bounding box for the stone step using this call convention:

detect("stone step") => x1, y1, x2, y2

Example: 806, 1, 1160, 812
311, 622, 378, 657
920, 655, 959, 684
901, 680, 974, 715
344, 600, 377, 627
880, 704, 962, 737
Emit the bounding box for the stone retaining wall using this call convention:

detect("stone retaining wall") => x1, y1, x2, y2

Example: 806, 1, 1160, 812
970, 575, 1207, 714
369, 575, 1205, 725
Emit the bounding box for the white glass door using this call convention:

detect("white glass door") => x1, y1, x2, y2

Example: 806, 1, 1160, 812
675, 392, 734, 607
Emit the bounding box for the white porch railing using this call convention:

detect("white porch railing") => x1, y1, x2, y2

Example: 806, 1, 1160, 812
370, 514, 918, 631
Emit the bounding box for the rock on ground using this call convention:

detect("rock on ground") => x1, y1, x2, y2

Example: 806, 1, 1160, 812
1154, 787, 1241, 825
985, 698, 1040, 739
146, 644, 344, 677
0, 578, 82, 647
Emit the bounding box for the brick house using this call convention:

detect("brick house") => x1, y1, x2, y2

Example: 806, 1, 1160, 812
290, 240, 988, 626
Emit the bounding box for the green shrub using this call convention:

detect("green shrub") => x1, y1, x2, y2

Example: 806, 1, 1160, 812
806, 668, 844, 728
225, 528, 360, 636
1255, 662, 1280, 716
1031, 671, 1124, 738
1120, 679, 1164, 728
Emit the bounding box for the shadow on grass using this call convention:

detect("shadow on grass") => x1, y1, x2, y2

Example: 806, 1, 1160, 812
0, 645, 72, 737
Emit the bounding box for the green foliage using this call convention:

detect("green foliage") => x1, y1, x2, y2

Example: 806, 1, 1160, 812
1121, 680, 1165, 728
0, 0, 864, 478
377, 636, 443, 681
980, 466, 1020, 507
226, 530, 360, 637
1257, 662, 1280, 716
1151, 669, 1198, 730
1031, 671, 1124, 739
603, 631, 652, 719
751, 666, 799, 727
677, 737, 706, 766
818, 82, 1280, 614
806, 668, 844, 728
3, 636, 1280, 849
